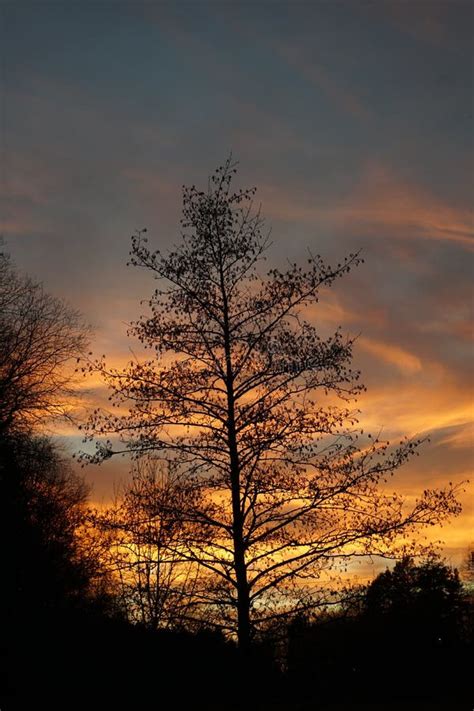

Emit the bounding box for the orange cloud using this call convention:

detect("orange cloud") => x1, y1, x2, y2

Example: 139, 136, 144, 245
1, 217, 45, 236
358, 336, 422, 375
345, 163, 474, 248
258, 164, 473, 251
437, 422, 474, 449
358, 379, 473, 441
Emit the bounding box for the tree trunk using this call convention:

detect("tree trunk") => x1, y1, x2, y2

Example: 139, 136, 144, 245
220, 264, 251, 652
230, 447, 251, 653
227, 370, 251, 652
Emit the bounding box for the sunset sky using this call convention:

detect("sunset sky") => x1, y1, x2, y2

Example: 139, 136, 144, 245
1, 1, 472, 568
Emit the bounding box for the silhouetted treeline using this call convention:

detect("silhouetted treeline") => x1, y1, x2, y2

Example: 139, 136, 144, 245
0, 430, 277, 709
2, 435, 472, 710
286, 558, 473, 707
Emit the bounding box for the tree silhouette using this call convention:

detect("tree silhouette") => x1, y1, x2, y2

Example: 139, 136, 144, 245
0, 245, 88, 433
286, 556, 473, 704
364, 555, 468, 650
0, 430, 117, 707
92, 457, 202, 630
1, 433, 96, 617
83, 158, 461, 651
0, 249, 115, 706
0, 246, 104, 630
460, 546, 474, 586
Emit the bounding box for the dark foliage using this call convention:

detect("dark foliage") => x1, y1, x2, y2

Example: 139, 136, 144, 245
0, 432, 111, 707
0, 431, 281, 710
286, 558, 473, 705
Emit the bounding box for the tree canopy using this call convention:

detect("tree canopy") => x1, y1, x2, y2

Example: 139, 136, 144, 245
0, 245, 88, 433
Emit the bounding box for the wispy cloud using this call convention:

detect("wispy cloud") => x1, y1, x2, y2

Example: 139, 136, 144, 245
345, 163, 474, 248
275, 42, 373, 122
358, 336, 422, 375
359, 379, 473, 441
258, 162, 473, 250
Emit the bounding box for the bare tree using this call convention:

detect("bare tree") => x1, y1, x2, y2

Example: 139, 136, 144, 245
92, 458, 202, 630
0, 246, 88, 432
82, 158, 462, 651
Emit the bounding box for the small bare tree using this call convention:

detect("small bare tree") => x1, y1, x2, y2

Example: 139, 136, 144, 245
93, 458, 202, 630
83, 158, 462, 651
